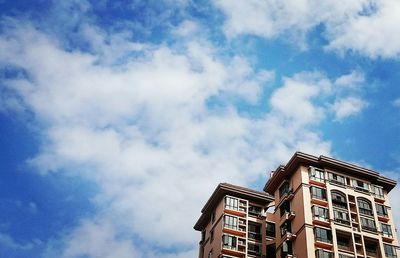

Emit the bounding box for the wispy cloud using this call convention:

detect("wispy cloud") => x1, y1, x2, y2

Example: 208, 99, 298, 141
214, 0, 400, 58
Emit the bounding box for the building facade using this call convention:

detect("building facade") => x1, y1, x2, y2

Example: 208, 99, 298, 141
194, 152, 399, 258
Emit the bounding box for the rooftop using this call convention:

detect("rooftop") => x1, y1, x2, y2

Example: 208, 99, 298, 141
264, 152, 397, 194
193, 183, 274, 231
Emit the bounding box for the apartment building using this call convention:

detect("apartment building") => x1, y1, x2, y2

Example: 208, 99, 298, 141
194, 152, 399, 258
193, 183, 275, 258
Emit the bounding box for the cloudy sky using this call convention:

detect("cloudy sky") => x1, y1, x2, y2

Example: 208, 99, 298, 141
1, 0, 400, 257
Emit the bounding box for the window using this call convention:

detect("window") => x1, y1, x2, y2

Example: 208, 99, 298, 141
280, 200, 291, 217
336, 234, 351, 251
281, 241, 293, 258
373, 185, 384, 198
280, 221, 292, 236
358, 198, 373, 216
248, 223, 261, 241
331, 191, 347, 209
312, 206, 329, 221
225, 196, 238, 210
384, 244, 397, 258
208, 250, 212, 258
376, 203, 389, 217
339, 254, 354, 258
315, 227, 332, 243
267, 244, 275, 258
222, 235, 237, 249
381, 223, 393, 238
352, 179, 370, 192
201, 230, 205, 242
365, 241, 378, 257
224, 215, 238, 230
333, 210, 350, 225
309, 167, 325, 182
360, 217, 377, 232
248, 243, 261, 256
210, 229, 214, 242
311, 186, 327, 200
316, 249, 333, 258
248, 205, 262, 217
279, 182, 290, 198
266, 222, 275, 238
328, 172, 345, 185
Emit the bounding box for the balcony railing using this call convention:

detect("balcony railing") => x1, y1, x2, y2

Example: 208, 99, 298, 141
334, 218, 351, 225
362, 225, 377, 232
248, 232, 262, 241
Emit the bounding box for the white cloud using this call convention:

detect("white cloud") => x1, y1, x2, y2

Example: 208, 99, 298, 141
0, 19, 373, 258
213, 0, 400, 58
331, 96, 368, 120
393, 98, 400, 107
0, 232, 35, 251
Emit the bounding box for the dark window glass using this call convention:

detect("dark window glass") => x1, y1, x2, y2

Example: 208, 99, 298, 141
384, 244, 397, 258
376, 203, 388, 217
311, 186, 327, 200
315, 227, 332, 243
248, 205, 262, 217
381, 223, 393, 237
279, 182, 290, 198
280, 200, 291, 217
358, 198, 373, 216
331, 191, 347, 209
361, 217, 377, 232
266, 222, 275, 238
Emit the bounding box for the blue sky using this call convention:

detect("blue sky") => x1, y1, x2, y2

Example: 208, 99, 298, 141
1, 0, 400, 257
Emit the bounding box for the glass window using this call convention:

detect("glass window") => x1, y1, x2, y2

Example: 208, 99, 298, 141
310, 167, 325, 182
311, 186, 327, 200
376, 203, 388, 217
248, 243, 261, 256
358, 198, 373, 216
315, 227, 332, 243
225, 196, 238, 210
312, 206, 329, 221
365, 242, 378, 257
279, 182, 290, 198
352, 179, 370, 192
333, 210, 350, 225
384, 244, 397, 258
360, 217, 377, 232
266, 222, 275, 238
381, 223, 393, 237
281, 241, 293, 258
331, 191, 347, 209
224, 215, 238, 230
248, 223, 261, 241
208, 250, 212, 258
280, 200, 291, 217
280, 221, 292, 236
210, 229, 214, 242
328, 172, 345, 185
222, 235, 237, 249
316, 249, 333, 258
373, 185, 384, 198
248, 205, 262, 217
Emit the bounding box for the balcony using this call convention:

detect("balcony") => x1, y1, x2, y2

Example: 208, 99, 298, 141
284, 211, 296, 221
248, 232, 262, 241
247, 249, 262, 257
334, 218, 351, 226
362, 225, 377, 233
284, 232, 297, 241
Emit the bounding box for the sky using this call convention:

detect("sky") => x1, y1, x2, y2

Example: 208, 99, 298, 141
0, 0, 400, 257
